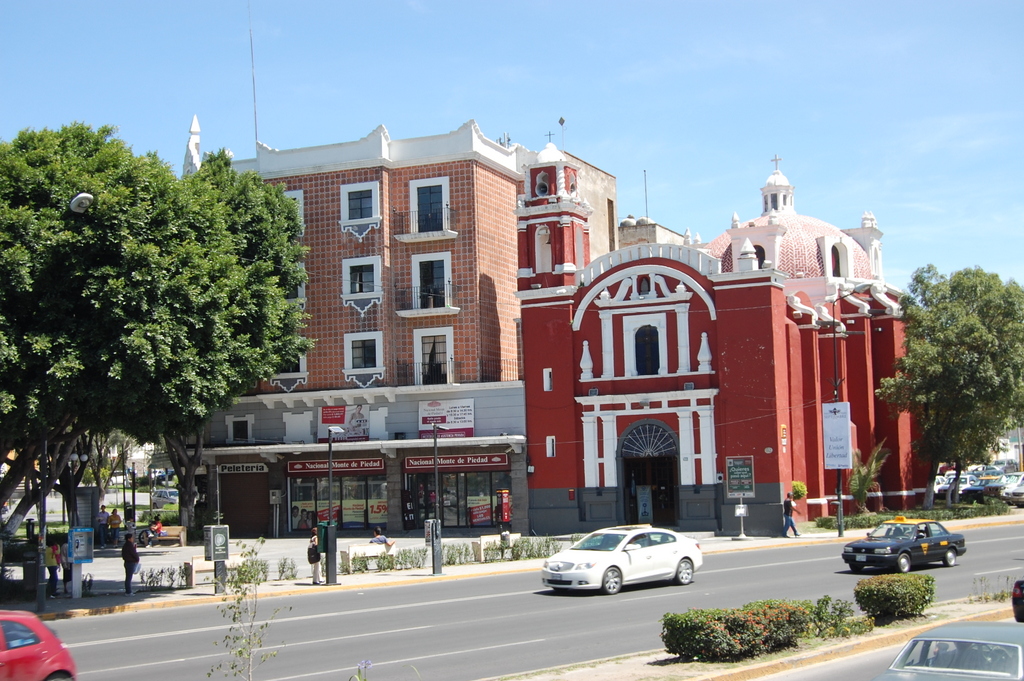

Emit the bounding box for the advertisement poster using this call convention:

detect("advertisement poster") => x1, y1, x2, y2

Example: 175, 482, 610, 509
468, 495, 492, 525
726, 456, 755, 499
418, 398, 474, 438
822, 402, 854, 470
320, 405, 370, 441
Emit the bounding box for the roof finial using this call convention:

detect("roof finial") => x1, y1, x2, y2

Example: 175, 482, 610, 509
770, 154, 783, 172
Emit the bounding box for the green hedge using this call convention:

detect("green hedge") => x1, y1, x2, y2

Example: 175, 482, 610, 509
853, 573, 935, 619
661, 600, 811, 661
815, 498, 1010, 530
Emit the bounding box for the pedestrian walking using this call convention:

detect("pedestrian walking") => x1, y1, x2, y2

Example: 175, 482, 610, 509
307, 529, 322, 585
97, 505, 109, 548
782, 492, 800, 537
122, 533, 139, 595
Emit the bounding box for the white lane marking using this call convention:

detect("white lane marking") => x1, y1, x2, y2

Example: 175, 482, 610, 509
707, 556, 837, 573
78, 625, 432, 675
973, 568, 1023, 576
263, 639, 547, 681
68, 590, 538, 647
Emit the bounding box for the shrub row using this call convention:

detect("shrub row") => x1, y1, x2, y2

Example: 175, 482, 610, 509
661, 600, 811, 661
853, 573, 935, 619
815, 499, 1009, 530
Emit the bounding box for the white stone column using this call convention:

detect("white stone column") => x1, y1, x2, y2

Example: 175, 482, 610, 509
696, 406, 718, 484
600, 310, 614, 378
675, 303, 691, 373
677, 410, 696, 485
582, 414, 599, 487
600, 414, 619, 487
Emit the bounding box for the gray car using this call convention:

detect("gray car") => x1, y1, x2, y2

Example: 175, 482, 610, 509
872, 622, 1023, 680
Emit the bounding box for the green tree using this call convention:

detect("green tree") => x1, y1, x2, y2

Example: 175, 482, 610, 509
877, 266, 1024, 509
0, 124, 308, 532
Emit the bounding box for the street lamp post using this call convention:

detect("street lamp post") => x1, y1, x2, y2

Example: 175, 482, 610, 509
431, 423, 449, 576
828, 282, 875, 538
325, 426, 343, 585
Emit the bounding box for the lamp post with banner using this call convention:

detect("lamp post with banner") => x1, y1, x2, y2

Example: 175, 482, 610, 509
824, 282, 875, 537
325, 426, 343, 585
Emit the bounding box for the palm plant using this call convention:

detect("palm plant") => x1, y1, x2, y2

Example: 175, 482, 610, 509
849, 441, 891, 514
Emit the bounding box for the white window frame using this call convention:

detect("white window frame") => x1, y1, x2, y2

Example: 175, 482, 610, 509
282, 189, 305, 234
409, 177, 450, 233
623, 313, 669, 377
275, 353, 307, 378
411, 252, 452, 309
546, 435, 556, 458
339, 181, 380, 238
413, 326, 454, 386
543, 368, 553, 391
225, 414, 255, 443
344, 331, 384, 371
342, 255, 382, 299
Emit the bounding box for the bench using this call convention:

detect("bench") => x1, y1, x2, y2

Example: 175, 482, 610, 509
340, 542, 394, 572
144, 526, 187, 547
472, 533, 521, 562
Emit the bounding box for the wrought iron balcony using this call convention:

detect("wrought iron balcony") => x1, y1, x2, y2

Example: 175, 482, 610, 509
394, 282, 460, 315
393, 206, 458, 242
388, 359, 522, 387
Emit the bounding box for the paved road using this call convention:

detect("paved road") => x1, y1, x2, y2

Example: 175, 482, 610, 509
46, 522, 1024, 681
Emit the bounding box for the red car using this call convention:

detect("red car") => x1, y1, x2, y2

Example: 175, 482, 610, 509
0, 610, 76, 680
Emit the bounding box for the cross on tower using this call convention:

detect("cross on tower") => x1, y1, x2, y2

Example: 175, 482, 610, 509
545, 131, 555, 143
770, 154, 783, 171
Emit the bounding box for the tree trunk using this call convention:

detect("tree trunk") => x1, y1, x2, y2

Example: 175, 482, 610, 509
922, 459, 939, 510
165, 432, 205, 530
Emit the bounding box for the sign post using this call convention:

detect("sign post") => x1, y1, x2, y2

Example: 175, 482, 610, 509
823, 402, 853, 536
205, 525, 230, 594
726, 456, 755, 541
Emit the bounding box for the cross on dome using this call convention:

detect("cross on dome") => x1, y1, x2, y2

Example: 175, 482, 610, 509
770, 154, 782, 171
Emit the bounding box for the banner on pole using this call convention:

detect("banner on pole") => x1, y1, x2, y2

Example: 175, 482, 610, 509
822, 402, 853, 470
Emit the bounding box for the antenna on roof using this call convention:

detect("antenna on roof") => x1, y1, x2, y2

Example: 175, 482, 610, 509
248, 0, 260, 148
559, 117, 566, 149
644, 169, 649, 220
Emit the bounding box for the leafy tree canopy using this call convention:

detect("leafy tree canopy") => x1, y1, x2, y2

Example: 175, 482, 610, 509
878, 266, 1024, 497
0, 124, 308, 523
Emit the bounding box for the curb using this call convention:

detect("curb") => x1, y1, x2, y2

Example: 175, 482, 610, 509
38, 563, 542, 621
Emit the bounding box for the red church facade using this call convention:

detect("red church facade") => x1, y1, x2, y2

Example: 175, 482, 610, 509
517, 148, 921, 536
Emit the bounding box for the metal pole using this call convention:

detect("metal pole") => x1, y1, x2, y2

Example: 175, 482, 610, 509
431, 424, 448, 576
832, 297, 845, 538
326, 426, 342, 585
37, 437, 47, 613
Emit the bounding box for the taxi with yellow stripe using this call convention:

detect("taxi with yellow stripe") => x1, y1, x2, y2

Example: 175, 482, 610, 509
842, 516, 966, 574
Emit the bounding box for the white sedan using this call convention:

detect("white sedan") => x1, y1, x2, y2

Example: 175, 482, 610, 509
541, 525, 702, 595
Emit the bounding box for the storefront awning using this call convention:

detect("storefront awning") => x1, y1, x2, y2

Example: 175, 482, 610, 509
202, 434, 526, 462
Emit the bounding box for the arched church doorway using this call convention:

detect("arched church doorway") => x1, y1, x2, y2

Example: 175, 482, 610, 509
619, 421, 678, 526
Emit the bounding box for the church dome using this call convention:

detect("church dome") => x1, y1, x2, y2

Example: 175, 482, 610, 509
536, 142, 566, 163
764, 169, 790, 187
707, 212, 873, 278
619, 214, 637, 227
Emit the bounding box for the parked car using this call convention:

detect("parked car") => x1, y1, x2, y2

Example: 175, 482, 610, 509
987, 473, 1024, 497
150, 488, 178, 509
842, 516, 966, 573
540, 525, 703, 595
1006, 484, 1024, 507
0, 610, 77, 681
871, 622, 1023, 680
936, 475, 979, 497
995, 459, 1020, 474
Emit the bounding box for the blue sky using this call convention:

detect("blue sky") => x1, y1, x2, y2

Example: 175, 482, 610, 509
2, 1, 1021, 290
